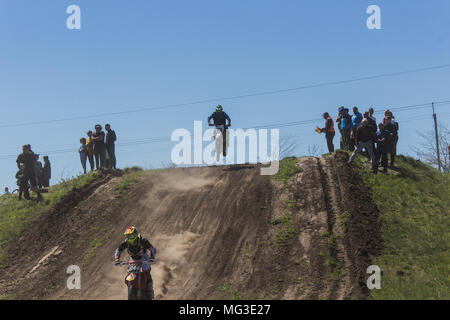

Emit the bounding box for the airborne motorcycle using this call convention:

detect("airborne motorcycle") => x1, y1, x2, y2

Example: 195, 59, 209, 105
209, 123, 231, 160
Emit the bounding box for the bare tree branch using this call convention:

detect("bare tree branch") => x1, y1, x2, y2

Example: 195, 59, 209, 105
279, 135, 299, 159
411, 122, 449, 173
306, 144, 324, 157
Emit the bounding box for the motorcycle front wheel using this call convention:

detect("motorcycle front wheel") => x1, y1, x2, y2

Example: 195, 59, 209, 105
128, 285, 137, 300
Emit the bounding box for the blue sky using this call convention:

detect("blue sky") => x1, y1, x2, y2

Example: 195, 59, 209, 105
1, 0, 449, 190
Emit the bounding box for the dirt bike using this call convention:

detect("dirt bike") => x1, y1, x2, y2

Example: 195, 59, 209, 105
113, 258, 155, 300
209, 123, 231, 159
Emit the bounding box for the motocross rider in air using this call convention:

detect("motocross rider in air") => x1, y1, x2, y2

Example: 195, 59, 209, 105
114, 226, 157, 299
208, 104, 231, 156
208, 104, 231, 128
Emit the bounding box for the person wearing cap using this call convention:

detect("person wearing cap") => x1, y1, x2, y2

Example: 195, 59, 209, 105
348, 118, 376, 172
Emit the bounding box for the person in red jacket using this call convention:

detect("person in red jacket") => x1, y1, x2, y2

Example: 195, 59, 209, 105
320, 112, 336, 153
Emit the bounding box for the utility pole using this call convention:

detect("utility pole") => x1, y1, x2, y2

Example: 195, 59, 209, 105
432, 102, 441, 172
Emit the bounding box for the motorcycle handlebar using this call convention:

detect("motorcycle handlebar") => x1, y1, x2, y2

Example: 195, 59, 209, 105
208, 123, 231, 127
113, 259, 156, 267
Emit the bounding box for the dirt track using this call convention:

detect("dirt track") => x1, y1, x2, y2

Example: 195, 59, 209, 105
0, 151, 381, 300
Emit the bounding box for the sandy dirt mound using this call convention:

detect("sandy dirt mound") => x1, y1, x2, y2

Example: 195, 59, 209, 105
0, 152, 381, 300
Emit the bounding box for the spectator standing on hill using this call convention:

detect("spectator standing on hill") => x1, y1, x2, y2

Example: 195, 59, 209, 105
374, 123, 391, 174
340, 108, 353, 151
336, 107, 344, 148
320, 112, 335, 153
16, 145, 42, 200
34, 154, 43, 188
364, 111, 377, 154
86, 131, 95, 172
348, 119, 376, 172
16, 164, 30, 200
369, 107, 376, 123
92, 125, 106, 169
42, 156, 51, 187
79, 138, 88, 174
105, 124, 117, 169
351, 106, 363, 148
4, 187, 10, 195
383, 111, 399, 168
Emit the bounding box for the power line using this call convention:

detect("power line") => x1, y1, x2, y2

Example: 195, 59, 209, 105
1, 101, 448, 160
1, 64, 450, 129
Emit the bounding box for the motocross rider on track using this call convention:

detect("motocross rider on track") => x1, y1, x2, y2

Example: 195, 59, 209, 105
114, 226, 157, 299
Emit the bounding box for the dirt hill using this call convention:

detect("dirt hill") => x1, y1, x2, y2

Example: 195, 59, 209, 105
0, 151, 381, 300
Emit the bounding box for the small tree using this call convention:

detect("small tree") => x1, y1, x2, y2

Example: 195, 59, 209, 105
411, 122, 449, 173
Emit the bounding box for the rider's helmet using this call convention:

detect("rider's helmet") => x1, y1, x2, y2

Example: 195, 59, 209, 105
216, 105, 223, 112
124, 226, 140, 246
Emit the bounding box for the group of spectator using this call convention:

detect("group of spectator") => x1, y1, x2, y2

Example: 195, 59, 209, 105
320, 107, 399, 174
14, 144, 51, 201
79, 124, 117, 174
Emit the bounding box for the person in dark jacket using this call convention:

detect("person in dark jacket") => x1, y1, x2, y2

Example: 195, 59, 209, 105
374, 123, 391, 173
105, 124, 117, 169
340, 108, 353, 151
208, 105, 231, 127
350, 106, 363, 148
34, 154, 43, 188
320, 112, 336, 153
383, 111, 399, 168
348, 119, 376, 171
336, 106, 344, 149
92, 125, 107, 169
42, 156, 51, 187
15, 164, 30, 200
16, 145, 42, 201
114, 226, 157, 299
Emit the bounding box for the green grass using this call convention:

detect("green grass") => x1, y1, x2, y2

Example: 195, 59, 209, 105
354, 155, 450, 299
115, 167, 146, 195
273, 214, 297, 245
0, 171, 98, 264
219, 283, 245, 300
338, 211, 350, 231
273, 157, 302, 184
83, 237, 103, 264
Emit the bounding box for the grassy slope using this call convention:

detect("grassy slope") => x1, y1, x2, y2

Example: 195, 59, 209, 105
353, 155, 449, 299
0, 172, 98, 264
